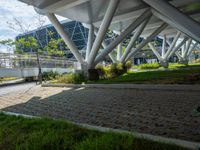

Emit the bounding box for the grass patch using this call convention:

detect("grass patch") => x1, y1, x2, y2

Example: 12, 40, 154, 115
0, 77, 18, 82
133, 63, 160, 70
90, 69, 200, 84
0, 113, 189, 150
133, 62, 200, 70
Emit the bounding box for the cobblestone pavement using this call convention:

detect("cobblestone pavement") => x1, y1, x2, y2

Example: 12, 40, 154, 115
0, 85, 200, 142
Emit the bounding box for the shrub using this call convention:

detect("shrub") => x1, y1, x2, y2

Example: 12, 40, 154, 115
96, 64, 106, 79
125, 60, 132, 70
56, 73, 86, 84
138, 63, 160, 70
95, 62, 131, 79
42, 71, 59, 80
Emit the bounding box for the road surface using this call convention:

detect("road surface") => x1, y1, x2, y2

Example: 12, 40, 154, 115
0, 82, 36, 95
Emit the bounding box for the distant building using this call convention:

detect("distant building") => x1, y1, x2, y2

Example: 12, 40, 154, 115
16, 20, 89, 58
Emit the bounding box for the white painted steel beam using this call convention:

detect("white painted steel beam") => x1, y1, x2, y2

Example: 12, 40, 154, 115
94, 9, 152, 64
145, 0, 200, 43
148, 43, 162, 60
125, 23, 168, 61
162, 34, 166, 57
187, 42, 199, 56
102, 40, 117, 63
167, 37, 189, 60
47, 13, 85, 64
117, 43, 122, 61
120, 17, 150, 62
163, 31, 181, 60
87, 0, 120, 68
86, 24, 94, 61
183, 38, 192, 58
94, 29, 117, 63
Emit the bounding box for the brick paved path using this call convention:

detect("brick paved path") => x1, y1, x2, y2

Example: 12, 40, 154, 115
0, 85, 200, 142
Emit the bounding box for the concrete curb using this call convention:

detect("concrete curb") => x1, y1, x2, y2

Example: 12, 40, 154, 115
1, 110, 200, 150
42, 83, 200, 92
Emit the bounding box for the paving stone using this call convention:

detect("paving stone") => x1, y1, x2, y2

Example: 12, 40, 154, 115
0, 85, 200, 142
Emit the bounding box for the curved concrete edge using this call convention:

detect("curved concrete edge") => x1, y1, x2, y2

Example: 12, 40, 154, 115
42, 83, 200, 92
0, 110, 200, 150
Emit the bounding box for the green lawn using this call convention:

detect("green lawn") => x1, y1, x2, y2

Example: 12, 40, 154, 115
132, 62, 200, 70
90, 68, 200, 84
0, 113, 189, 150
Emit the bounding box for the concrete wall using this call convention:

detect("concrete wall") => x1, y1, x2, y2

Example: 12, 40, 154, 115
0, 68, 73, 78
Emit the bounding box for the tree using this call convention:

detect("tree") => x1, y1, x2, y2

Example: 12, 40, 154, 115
44, 31, 67, 57
7, 15, 47, 84
15, 37, 43, 84
45, 38, 65, 57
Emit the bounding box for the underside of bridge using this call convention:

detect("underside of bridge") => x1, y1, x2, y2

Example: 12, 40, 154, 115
18, 0, 200, 73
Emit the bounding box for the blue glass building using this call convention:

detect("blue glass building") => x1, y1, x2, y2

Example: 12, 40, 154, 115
16, 20, 89, 58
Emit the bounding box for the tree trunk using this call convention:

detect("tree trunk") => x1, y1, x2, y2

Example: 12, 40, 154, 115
36, 52, 42, 84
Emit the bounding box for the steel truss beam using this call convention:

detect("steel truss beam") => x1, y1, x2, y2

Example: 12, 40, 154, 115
125, 23, 168, 61
94, 9, 152, 65
86, 24, 94, 61
94, 28, 117, 63
87, 0, 120, 68
167, 36, 189, 60
47, 13, 85, 64
120, 17, 151, 63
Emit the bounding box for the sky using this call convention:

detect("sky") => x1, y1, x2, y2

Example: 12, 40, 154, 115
0, 0, 65, 52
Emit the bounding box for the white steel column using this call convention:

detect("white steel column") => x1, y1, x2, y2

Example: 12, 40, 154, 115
148, 43, 162, 60
95, 9, 152, 64
167, 37, 189, 60
86, 24, 94, 61
47, 13, 84, 64
162, 34, 166, 57
183, 38, 192, 58
94, 29, 117, 63
144, 0, 200, 43
120, 17, 150, 62
102, 40, 117, 63
187, 42, 198, 57
163, 31, 181, 60
117, 42, 122, 61
87, 0, 120, 68
125, 23, 168, 61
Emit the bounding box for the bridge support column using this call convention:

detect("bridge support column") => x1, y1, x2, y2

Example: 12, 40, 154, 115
120, 17, 150, 63
87, 0, 120, 69
47, 13, 85, 65
86, 24, 94, 61
162, 34, 166, 57
117, 42, 122, 61
95, 9, 152, 64
125, 23, 168, 61
94, 28, 117, 63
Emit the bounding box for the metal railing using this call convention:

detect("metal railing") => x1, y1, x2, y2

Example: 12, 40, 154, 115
0, 53, 76, 69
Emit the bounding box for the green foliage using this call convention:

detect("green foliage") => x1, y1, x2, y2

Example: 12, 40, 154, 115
0, 39, 14, 48
45, 31, 67, 57
42, 71, 59, 81
125, 60, 132, 70
56, 73, 86, 84
44, 38, 65, 57
0, 113, 189, 150
91, 68, 200, 84
96, 62, 130, 79
15, 37, 40, 54
137, 63, 160, 70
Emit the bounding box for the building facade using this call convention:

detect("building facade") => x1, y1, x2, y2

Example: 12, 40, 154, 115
16, 20, 89, 58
